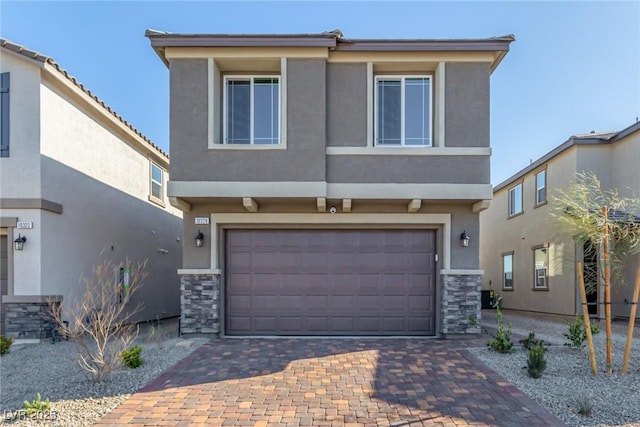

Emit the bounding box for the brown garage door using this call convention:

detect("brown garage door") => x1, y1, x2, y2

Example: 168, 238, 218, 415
225, 229, 436, 336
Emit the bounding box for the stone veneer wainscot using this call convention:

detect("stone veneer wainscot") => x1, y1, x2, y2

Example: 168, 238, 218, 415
440, 274, 482, 335
2, 295, 62, 339
180, 274, 221, 335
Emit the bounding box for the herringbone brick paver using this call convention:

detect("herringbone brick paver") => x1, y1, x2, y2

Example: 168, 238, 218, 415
95, 339, 565, 426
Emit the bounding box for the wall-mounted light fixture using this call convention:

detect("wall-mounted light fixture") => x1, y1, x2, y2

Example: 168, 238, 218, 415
14, 234, 27, 251
460, 230, 470, 248
195, 230, 204, 248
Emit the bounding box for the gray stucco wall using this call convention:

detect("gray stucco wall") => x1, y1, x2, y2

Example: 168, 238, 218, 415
326, 63, 367, 147
40, 156, 182, 323
326, 155, 489, 184
446, 204, 480, 270
169, 58, 326, 182
445, 63, 490, 148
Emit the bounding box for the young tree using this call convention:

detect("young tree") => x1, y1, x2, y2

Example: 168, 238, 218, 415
49, 258, 148, 382
551, 171, 640, 374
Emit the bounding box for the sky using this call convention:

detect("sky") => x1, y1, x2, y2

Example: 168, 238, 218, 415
1, 1, 639, 185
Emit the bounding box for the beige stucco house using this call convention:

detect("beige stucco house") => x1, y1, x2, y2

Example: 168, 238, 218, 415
480, 121, 640, 319
147, 30, 514, 337
0, 39, 183, 338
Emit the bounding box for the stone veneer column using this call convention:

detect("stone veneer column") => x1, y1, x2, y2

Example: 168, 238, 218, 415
440, 274, 482, 336
2, 295, 62, 339
180, 274, 221, 335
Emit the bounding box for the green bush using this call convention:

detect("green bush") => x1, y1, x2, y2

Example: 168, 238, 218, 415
120, 345, 144, 368
0, 335, 14, 355
519, 332, 547, 351
487, 306, 513, 353
23, 393, 51, 416
576, 392, 593, 417
563, 315, 600, 348
526, 343, 547, 378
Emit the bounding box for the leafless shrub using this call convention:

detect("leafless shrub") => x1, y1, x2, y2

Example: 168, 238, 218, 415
49, 258, 148, 382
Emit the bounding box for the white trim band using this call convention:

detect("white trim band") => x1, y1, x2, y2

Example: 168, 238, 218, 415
177, 269, 222, 275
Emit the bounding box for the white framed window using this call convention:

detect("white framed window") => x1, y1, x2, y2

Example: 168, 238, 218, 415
375, 75, 432, 147
150, 162, 164, 203
533, 246, 549, 289
502, 252, 514, 290
535, 170, 547, 206
508, 183, 523, 217
223, 76, 280, 145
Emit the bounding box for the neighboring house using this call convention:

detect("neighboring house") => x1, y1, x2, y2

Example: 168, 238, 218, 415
0, 39, 183, 338
146, 29, 514, 337
480, 121, 640, 319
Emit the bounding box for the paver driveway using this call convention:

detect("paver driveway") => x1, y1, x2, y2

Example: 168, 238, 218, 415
96, 338, 565, 426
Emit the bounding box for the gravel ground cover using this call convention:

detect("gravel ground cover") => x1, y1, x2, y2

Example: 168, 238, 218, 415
473, 309, 640, 427
1, 311, 639, 427
0, 319, 207, 427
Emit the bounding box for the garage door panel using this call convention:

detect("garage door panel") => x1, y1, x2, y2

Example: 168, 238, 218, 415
332, 317, 355, 331
227, 316, 252, 332
383, 317, 405, 331
254, 295, 280, 309
357, 295, 381, 310
329, 295, 354, 309
228, 253, 251, 269
228, 295, 252, 310
226, 229, 436, 336
358, 317, 381, 331
307, 295, 328, 310
280, 317, 304, 331
383, 295, 405, 310
307, 317, 329, 331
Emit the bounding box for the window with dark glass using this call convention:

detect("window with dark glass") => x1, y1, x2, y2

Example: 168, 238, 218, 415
225, 77, 279, 145
375, 76, 431, 146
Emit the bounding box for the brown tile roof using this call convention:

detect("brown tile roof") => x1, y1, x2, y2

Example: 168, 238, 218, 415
0, 38, 168, 159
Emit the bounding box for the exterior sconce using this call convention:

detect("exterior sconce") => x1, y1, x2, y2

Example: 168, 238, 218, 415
195, 230, 204, 248
460, 230, 470, 248
14, 234, 27, 251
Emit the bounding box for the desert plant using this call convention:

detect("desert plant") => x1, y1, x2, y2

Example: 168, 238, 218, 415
120, 345, 144, 368
0, 335, 14, 355
23, 393, 51, 416
576, 392, 593, 417
487, 306, 513, 353
563, 315, 600, 348
48, 258, 148, 382
525, 343, 547, 378
519, 331, 547, 351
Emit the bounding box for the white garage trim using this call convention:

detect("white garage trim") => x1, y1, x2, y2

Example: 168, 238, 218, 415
208, 213, 452, 270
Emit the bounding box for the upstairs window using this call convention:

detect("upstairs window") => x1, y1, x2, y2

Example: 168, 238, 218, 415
535, 170, 547, 206
508, 183, 523, 217
149, 162, 164, 204
1, 72, 9, 157
224, 76, 280, 145
375, 76, 432, 146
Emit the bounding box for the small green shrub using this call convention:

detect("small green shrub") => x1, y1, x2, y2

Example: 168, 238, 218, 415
519, 332, 547, 351
0, 335, 14, 355
525, 343, 547, 378
563, 315, 600, 348
120, 345, 144, 368
576, 392, 592, 417
23, 393, 51, 416
487, 306, 513, 353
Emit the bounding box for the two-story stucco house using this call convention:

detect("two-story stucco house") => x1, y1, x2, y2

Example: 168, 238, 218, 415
480, 121, 640, 320
0, 39, 183, 338
147, 29, 514, 337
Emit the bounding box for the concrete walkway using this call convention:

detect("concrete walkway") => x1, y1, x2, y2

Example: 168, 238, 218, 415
96, 337, 565, 426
